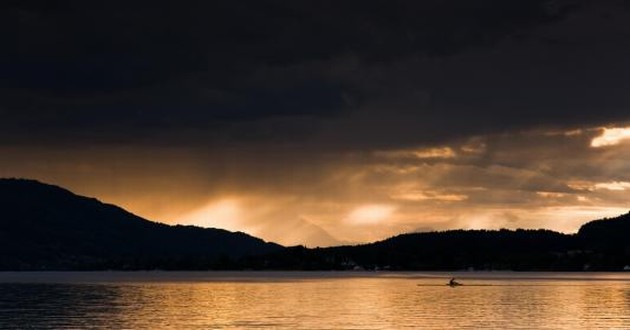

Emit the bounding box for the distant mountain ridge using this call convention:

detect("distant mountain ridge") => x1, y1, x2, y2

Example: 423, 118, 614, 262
1, 178, 628, 271
254, 214, 630, 271
0, 178, 282, 270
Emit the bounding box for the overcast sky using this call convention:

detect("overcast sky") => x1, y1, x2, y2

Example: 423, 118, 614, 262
2, 0, 630, 246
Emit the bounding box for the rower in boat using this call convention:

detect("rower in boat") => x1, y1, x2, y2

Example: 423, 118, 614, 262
448, 277, 462, 286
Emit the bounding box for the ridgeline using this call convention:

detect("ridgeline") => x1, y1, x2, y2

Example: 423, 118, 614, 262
1, 179, 628, 271
0, 179, 282, 270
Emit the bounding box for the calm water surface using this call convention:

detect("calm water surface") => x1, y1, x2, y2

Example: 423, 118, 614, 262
1, 271, 629, 329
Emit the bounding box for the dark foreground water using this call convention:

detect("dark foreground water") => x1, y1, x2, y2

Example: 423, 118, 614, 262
1, 271, 629, 329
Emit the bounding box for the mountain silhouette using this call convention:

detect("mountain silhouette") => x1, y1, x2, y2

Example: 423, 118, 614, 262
1, 178, 628, 271
577, 212, 630, 266
257, 214, 630, 271
0, 178, 282, 270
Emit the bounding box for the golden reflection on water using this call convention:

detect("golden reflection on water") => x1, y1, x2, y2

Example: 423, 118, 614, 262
1, 272, 629, 329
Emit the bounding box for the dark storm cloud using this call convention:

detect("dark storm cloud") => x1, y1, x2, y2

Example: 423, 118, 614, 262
3, 0, 630, 148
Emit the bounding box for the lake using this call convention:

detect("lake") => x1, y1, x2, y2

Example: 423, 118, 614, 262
1, 271, 629, 329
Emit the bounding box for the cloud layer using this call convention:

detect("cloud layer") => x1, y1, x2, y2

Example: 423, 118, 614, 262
2, 0, 630, 245
3, 0, 630, 148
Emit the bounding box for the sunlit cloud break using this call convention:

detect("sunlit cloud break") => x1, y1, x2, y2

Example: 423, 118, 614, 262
391, 191, 469, 202
591, 127, 630, 147
374, 147, 456, 159
568, 180, 630, 192
536, 192, 567, 198
594, 181, 630, 191
345, 205, 396, 225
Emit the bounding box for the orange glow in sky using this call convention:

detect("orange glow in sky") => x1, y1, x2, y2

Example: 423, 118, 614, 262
2, 126, 630, 247
346, 205, 396, 225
